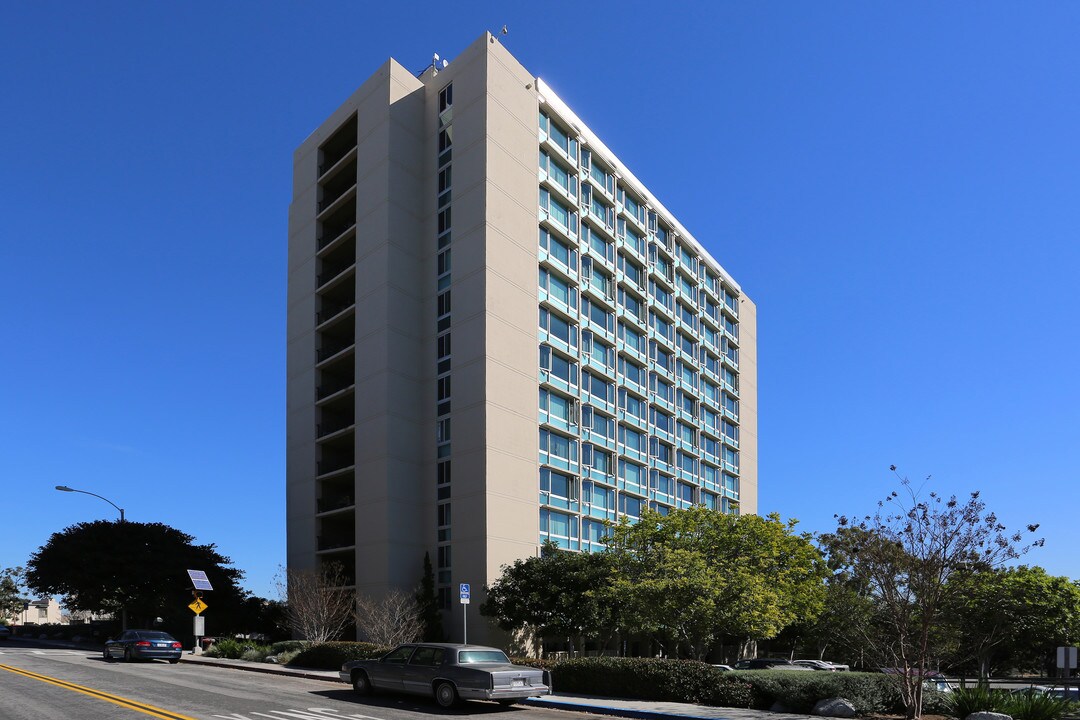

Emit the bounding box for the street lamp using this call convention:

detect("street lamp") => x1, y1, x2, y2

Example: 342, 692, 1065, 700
54, 485, 125, 522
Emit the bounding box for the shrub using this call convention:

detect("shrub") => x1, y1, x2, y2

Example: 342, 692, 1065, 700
287, 642, 391, 670
550, 657, 752, 706
715, 670, 898, 714
1005, 693, 1078, 720
949, 686, 1012, 718
270, 640, 306, 655
203, 637, 274, 661
241, 647, 270, 662
273, 649, 302, 666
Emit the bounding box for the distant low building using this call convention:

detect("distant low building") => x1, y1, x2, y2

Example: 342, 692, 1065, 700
6, 597, 64, 626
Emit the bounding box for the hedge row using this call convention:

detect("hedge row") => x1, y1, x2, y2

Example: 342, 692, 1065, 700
280, 643, 947, 716
287, 642, 391, 670
551, 657, 752, 707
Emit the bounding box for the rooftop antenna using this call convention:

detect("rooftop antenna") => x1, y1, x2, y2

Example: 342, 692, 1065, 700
501, 25, 509, 36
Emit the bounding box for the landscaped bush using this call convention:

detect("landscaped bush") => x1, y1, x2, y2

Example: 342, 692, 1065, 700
741, 670, 898, 714
1006, 693, 1078, 720
550, 657, 752, 706
204, 637, 273, 661
270, 640, 306, 655
951, 688, 1080, 720
287, 642, 391, 670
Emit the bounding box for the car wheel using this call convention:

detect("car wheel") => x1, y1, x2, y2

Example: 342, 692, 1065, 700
169, 659, 180, 664
123, 648, 132, 662
103, 648, 114, 663
434, 681, 459, 709
351, 670, 372, 695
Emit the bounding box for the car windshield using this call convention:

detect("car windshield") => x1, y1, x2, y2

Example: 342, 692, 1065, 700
458, 650, 510, 664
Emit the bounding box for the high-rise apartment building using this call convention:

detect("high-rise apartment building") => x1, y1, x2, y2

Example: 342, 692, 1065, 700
287, 32, 757, 644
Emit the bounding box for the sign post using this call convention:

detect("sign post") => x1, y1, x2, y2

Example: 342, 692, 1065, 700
1057, 646, 1077, 684
187, 569, 214, 654
459, 583, 470, 645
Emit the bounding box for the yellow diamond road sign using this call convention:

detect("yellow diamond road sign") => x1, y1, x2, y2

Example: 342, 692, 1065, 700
188, 598, 208, 615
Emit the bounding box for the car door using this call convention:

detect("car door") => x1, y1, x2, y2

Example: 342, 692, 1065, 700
368, 645, 414, 691
401, 647, 445, 695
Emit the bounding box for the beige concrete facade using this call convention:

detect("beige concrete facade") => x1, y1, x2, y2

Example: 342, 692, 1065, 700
287, 32, 758, 646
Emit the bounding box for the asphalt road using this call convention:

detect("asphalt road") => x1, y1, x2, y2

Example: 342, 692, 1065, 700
0, 643, 585, 720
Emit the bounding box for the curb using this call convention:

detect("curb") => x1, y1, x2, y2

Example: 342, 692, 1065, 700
525, 699, 720, 720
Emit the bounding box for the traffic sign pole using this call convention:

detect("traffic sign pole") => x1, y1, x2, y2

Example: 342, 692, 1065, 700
459, 583, 470, 644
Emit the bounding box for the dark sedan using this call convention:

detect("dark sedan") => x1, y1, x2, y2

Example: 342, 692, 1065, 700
103, 629, 183, 663
340, 642, 549, 708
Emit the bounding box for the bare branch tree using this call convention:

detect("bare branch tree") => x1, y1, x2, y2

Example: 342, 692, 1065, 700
833, 468, 1043, 720
275, 563, 354, 645
355, 588, 423, 646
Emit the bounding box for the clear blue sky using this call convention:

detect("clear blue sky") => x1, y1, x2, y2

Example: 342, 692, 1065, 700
3, 2, 1078, 601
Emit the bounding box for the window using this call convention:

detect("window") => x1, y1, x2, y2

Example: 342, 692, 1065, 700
437, 290, 451, 319
539, 150, 577, 198
619, 288, 643, 323
539, 345, 578, 386
539, 188, 574, 232
582, 443, 613, 475
439, 83, 453, 111
581, 297, 614, 334
437, 333, 451, 361
437, 460, 451, 485
650, 341, 673, 373
650, 311, 674, 343
678, 451, 697, 475
581, 370, 614, 405
541, 467, 575, 500
583, 225, 614, 263
650, 438, 673, 465
678, 421, 696, 448
539, 267, 574, 307
539, 112, 578, 160
619, 220, 646, 257
619, 389, 646, 424
620, 459, 645, 488
582, 405, 615, 440
678, 332, 696, 358
650, 406, 673, 434
618, 321, 645, 354
437, 248, 451, 276
539, 307, 577, 348
651, 281, 673, 312
539, 228, 575, 269
620, 425, 645, 454
540, 428, 577, 463
678, 390, 697, 416
540, 388, 576, 425
620, 356, 645, 388
678, 360, 698, 389
619, 493, 643, 520
436, 418, 450, 443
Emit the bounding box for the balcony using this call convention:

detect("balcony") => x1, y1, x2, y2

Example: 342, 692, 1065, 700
316, 338, 354, 363
318, 115, 358, 177
316, 493, 356, 514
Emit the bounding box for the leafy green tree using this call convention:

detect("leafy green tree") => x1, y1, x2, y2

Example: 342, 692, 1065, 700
605, 507, 827, 659
1, 567, 27, 621
415, 552, 444, 642
481, 541, 619, 654
832, 470, 1043, 719
26, 520, 248, 634
943, 565, 1080, 679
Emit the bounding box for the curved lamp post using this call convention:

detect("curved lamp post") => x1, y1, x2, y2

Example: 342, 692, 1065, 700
55, 485, 128, 629
54, 485, 125, 522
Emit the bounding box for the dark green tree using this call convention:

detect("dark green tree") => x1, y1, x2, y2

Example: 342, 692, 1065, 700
943, 565, 1080, 679
481, 541, 620, 655
26, 520, 249, 636
415, 552, 444, 641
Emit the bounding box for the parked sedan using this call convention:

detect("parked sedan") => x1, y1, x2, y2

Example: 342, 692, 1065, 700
0, 625, 11, 640
103, 630, 183, 663
733, 658, 813, 670
340, 643, 550, 708
794, 659, 849, 671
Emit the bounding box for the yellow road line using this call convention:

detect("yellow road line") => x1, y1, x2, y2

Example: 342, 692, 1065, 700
0, 663, 199, 720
